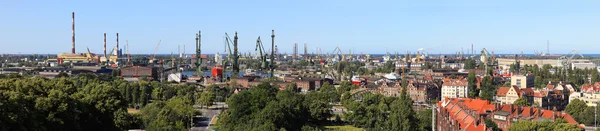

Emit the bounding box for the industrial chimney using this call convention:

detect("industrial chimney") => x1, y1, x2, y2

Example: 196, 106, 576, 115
116, 33, 119, 57
104, 33, 107, 61
72, 12, 76, 54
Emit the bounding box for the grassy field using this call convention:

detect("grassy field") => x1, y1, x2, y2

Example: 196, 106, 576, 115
324, 125, 364, 131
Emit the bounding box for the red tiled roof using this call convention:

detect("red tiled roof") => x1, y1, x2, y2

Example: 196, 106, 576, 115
440, 98, 580, 131
498, 104, 579, 126
581, 82, 600, 93
496, 87, 510, 97
191, 54, 208, 59
521, 88, 534, 96
443, 78, 468, 86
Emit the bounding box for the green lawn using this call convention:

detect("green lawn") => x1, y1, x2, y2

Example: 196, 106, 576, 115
324, 125, 364, 131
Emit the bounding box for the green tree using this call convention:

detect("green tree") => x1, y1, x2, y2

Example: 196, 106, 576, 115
591, 70, 600, 83
197, 91, 216, 108
479, 76, 495, 101
380, 83, 417, 131
56, 72, 69, 78
319, 82, 340, 103
467, 71, 478, 98
513, 97, 529, 106
463, 59, 476, 69
416, 109, 432, 131
485, 118, 501, 131
566, 99, 587, 118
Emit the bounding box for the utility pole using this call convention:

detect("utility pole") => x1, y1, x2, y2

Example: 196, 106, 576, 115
270, 30, 275, 78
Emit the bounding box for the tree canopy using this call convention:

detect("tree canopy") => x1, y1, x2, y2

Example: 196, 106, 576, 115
217, 82, 331, 131
513, 97, 530, 107
0, 74, 198, 130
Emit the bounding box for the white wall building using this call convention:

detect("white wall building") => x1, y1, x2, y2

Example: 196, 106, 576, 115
441, 78, 469, 98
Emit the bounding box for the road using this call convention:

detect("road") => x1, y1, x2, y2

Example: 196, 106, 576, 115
191, 102, 226, 131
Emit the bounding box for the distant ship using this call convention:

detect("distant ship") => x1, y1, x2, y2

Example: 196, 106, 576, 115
244, 69, 257, 76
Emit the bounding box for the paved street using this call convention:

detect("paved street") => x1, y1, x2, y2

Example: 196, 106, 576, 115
191, 102, 226, 131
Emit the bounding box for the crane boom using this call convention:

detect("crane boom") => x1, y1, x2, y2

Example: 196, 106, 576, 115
126, 40, 131, 66
151, 40, 161, 60
255, 36, 268, 70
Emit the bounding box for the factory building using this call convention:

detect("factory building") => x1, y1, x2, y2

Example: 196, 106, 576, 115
120, 66, 158, 81
497, 58, 592, 69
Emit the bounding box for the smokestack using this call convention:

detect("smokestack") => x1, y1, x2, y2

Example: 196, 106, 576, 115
293, 43, 297, 60
304, 43, 307, 58
116, 33, 119, 57
547, 40, 549, 55
104, 33, 107, 61
72, 12, 75, 54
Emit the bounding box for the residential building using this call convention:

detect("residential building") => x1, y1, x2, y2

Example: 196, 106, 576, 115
407, 82, 429, 103
511, 74, 534, 88
441, 77, 468, 98
496, 86, 521, 104
491, 104, 578, 130
496, 86, 534, 105
546, 81, 578, 93
436, 98, 580, 131
436, 98, 496, 131
570, 82, 600, 106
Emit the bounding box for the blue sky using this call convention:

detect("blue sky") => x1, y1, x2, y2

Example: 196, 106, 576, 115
1, 0, 599, 54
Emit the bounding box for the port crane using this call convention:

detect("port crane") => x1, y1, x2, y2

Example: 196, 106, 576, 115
480, 48, 497, 66
149, 40, 161, 64
223, 32, 240, 78
126, 40, 131, 66
255, 36, 269, 70
86, 47, 95, 62
559, 50, 583, 71
331, 46, 343, 61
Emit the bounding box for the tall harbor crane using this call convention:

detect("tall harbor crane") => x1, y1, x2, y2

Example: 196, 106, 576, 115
559, 50, 583, 71
149, 40, 161, 64
224, 32, 240, 78
480, 48, 498, 72
255, 36, 268, 70
126, 40, 131, 66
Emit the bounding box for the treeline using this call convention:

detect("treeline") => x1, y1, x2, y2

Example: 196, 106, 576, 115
508, 119, 579, 131
342, 80, 431, 131
217, 82, 333, 130
218, 79, 432, 131
0, 74, 198, 131
519, 64, 600, 89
